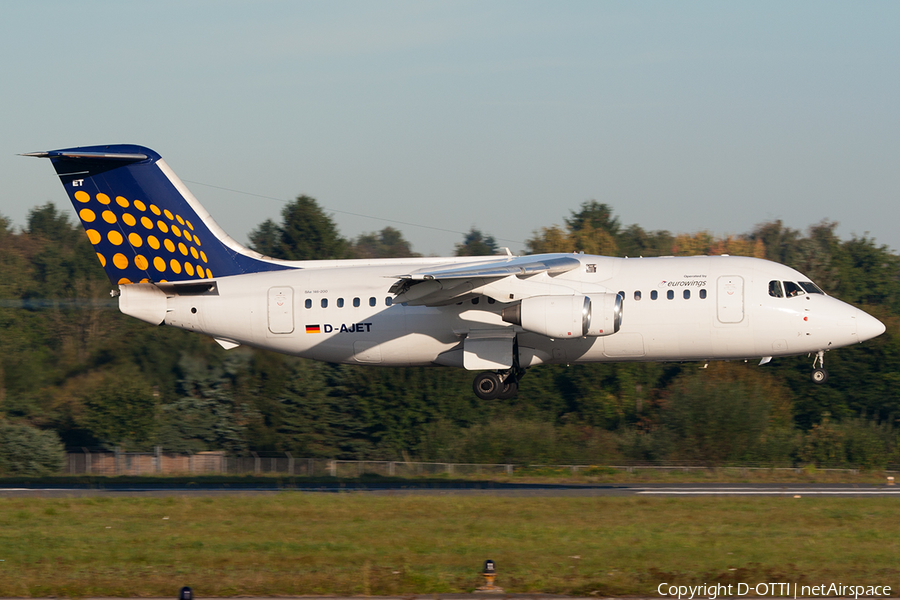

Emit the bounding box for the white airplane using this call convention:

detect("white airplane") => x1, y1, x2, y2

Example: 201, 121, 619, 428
26, 145, 885, 399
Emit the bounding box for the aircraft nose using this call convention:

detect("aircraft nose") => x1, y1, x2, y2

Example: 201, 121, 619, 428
857, 310, 886, 342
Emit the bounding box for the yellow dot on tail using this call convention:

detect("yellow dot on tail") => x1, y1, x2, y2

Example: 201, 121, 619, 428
169, 259, 182, 274
196, 263, 203, 277
200, 250, 208, 263
135, 255, 149, 270
134, 200, 146, 211
86, 229, 101, 245
164, 239, 175, 253
141, 216, 153, 229
190, 247, 199, 259
128, 233, 143, 247
193, 236, 201, 247
185, 262, 195, 276
153, 256, 166, 272
186, 220, 194, 231
118, 277, 132, 285
150, 204, 161, 215
183, 230, 192, 243
164, 209, 174, 220
113, 253, 128, 269
148, 235, 160, 250
79, 208, 96, 222
176, 214, 185, 225
97, 253, 106, 267
96, 193, 111, 205
122, 213, 136, 226
102, 210, 117, 224
172, 224, 181, 237
157, 221, 168, 233
108, 230, 124, 245
205, 268, 213, 279
178, 242, 188, 256
75, 191, 90, 203
116, 196, 129, 208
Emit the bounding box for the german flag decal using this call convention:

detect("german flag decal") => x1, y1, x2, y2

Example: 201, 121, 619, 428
305, 324, 321, 334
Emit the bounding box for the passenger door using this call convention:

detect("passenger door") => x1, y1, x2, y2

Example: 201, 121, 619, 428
716, 276, 744, 323
267, 287, 294, 334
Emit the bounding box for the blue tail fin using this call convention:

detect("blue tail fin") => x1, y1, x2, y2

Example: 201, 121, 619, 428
27, 144, 292, 284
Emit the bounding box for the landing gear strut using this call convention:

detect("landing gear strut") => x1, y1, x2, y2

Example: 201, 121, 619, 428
471, 335, 526, 400
811, 350, 828, 384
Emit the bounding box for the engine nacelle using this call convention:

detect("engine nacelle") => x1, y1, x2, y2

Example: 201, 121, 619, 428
501, 293, 622, 338
584, 292, 623, 337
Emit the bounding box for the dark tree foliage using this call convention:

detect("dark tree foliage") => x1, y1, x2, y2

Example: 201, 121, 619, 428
0, 422, 65, 475
350, 227, 419, 259
565, 201, 620, 237
248, 195, 348, 260
3, 199, 900, 469
79, 371, 158, 450
455, 228, 498, 256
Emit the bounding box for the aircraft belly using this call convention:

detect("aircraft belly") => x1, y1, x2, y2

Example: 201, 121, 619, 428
602, 333, 645, 357
288, 304, 461, 367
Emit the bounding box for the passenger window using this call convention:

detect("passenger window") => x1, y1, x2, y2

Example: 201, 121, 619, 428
667, 290, 674, 300
305, 298, 312, 309
651, 290, 658, 300
800, 281, 825, 295
684, 290, 690, 299
321, 298, 328, 308
385, 297, 392, 306
369, 297, 376, 307
472, 297, 480, 305
699, 289, 707, 299
353, 297, 360, 307
634, 291, 642, 301
487, 298, 495, 304
337, 298, 344, 308
768, 280, 784, 298
784, 281, 804, 297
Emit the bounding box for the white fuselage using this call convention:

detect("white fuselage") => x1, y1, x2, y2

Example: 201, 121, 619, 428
126, 253, 883, 370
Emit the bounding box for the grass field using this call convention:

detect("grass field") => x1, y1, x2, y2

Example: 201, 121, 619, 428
0, 494, 898, 597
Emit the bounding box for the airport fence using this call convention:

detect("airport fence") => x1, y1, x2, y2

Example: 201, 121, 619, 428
62, 449, 895, 477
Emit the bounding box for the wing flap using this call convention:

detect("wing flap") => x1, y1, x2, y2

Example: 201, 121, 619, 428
391, 254, 583, 306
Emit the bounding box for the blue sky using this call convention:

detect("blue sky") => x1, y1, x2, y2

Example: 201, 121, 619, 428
3, 1, 898, 256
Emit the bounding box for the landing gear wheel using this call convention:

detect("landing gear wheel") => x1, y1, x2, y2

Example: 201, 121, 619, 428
810, 350, 828, 384
811, 368, 829, 384
498, 379, 518, 399
473, 372, 502, 400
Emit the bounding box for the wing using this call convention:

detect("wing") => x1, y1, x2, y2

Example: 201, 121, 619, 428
388, 254, 583, 306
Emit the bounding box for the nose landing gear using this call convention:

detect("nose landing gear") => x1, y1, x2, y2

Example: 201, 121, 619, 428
811, 350, 828, 384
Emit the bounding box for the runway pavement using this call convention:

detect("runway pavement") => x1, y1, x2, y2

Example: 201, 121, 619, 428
1, 482, 899, 497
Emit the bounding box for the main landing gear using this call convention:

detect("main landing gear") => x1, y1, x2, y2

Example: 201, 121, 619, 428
811, 350, 828, 384
473, 369, 525, 400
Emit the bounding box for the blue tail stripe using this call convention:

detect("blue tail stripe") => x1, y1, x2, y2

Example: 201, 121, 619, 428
46, 144, 292, 284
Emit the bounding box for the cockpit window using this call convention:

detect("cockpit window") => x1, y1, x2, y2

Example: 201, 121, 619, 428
768, 280, 784, 298
783, 281, 804, 297
800, 281, 824, 295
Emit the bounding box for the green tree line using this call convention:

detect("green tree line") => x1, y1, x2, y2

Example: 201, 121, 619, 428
1, 198, 899, 470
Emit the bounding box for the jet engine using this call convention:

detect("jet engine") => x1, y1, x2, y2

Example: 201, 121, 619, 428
501, 292, 622, 338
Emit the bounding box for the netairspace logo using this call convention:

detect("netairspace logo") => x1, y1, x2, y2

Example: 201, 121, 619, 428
657, 583, 892, 600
